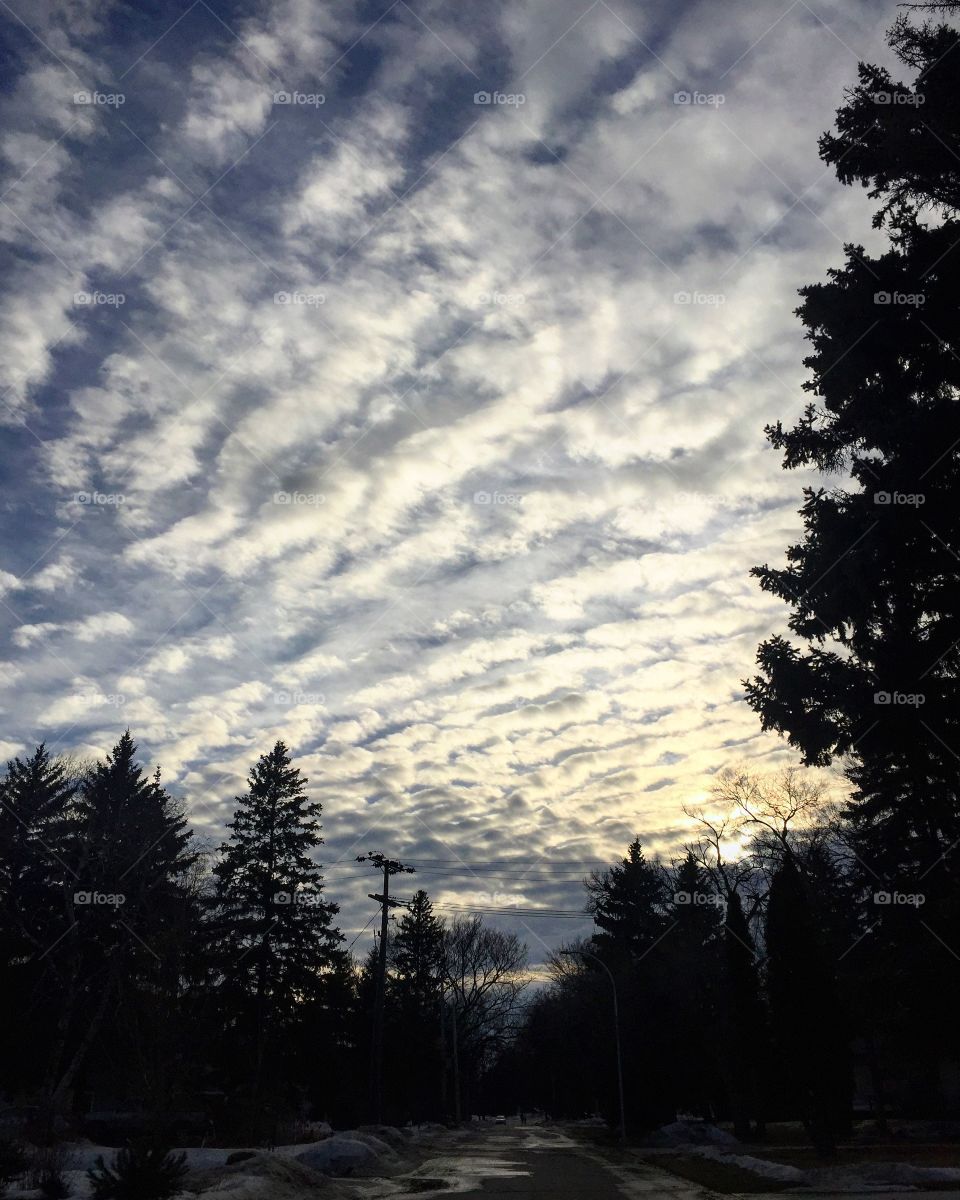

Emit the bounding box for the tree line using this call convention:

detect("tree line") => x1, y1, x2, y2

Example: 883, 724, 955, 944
0, 733, 527, 1141
509, 766, 960, 1151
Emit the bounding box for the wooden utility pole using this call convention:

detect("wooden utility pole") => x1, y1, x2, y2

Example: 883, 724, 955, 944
357, 852, 415, 1122
439, 979, 448, 1117
450, 990, 461, 1124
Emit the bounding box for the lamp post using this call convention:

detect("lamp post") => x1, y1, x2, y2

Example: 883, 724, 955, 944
560, 948, 626, 1144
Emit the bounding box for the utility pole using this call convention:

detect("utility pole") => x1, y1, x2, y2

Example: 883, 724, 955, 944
450, 989, 461, 1124
439, 979, 448, 1117
357, 851, 415, 1122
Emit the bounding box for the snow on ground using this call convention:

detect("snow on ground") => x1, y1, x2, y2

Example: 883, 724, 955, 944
666, 1142, 960, 1191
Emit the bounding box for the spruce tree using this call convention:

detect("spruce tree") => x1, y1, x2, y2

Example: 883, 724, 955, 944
392, 889, 445, 1003
213, 741, 341, 1094
745, 16, 960, 877
745, 14, 960, 1096
0, 746, 76, 1100
665, 853, 724, 1118
0, 744, 75, 963
388, 889, 445, 1121
44, 732, 196, 1119
587, 838, 668, 959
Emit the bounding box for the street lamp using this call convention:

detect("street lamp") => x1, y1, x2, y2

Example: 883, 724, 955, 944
560, 947, 626, 1144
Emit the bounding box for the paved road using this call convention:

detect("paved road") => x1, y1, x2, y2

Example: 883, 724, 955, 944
405, 1125, 960, 1200
410, 1124, 703, 1198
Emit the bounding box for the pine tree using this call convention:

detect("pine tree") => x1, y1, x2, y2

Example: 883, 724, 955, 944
744, 14, 960, 1104
213, 741, 341, 1094
665, 853, 724, 1118
0, 745, 75, 964
392, 889, 445, 1003
744, 15, 960, 878
43, 732, 197, 1120
587, 838, 668, 959
0, 746, 76, 1100
388, 889, 445, 1121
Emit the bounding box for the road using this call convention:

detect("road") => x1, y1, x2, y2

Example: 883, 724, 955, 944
405, 1124, 960, 1200
409, 1123, 707, 1198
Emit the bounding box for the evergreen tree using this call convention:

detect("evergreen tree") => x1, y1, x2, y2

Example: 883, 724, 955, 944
392, 889, 445, 1002
745, 15, 960, 875
664, 854, 724, 1118
765, 858, 849, 1155
387, 890, 445, 1121
721, 889, 766, 1139
0, 746, 76, 1099
213, 741, 341, 1097
745, 13, 960, 1098
44, 732, 197, 1119
586, 837, 668, 959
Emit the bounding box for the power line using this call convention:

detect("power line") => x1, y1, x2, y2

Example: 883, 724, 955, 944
404, 899, 590, 918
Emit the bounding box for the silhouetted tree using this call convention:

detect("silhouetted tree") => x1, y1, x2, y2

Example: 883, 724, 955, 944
745, 12, 960, 1106
213, 741, 341, 1103
766, 857, 849, 1155
586, 838, 668, 960
45, 733, 196, 1120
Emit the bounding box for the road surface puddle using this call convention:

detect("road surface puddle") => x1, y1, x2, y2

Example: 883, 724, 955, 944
402, 1154, 531, 1195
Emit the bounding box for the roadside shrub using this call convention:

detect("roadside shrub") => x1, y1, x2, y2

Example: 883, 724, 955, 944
87, 1141, 188, 1200
0, 1139, 28, 1197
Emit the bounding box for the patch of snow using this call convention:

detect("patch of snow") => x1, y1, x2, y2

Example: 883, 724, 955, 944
694, 1147, 806, 1182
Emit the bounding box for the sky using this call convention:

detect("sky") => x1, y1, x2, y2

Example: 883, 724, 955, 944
0, 0, 895, 961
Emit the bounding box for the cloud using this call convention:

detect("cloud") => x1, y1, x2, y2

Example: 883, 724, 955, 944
0, 0, 885, 960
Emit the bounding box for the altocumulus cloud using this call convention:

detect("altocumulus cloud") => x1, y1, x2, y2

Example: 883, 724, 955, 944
0, 0, 889, 951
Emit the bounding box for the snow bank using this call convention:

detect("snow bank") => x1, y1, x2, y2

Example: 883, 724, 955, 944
295, 1135, 380, 1175
642, 1120, 740, 1148
356, 1123, 410, 1149
186, 1152, 343, 1199
338, 1129, 398, 1158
